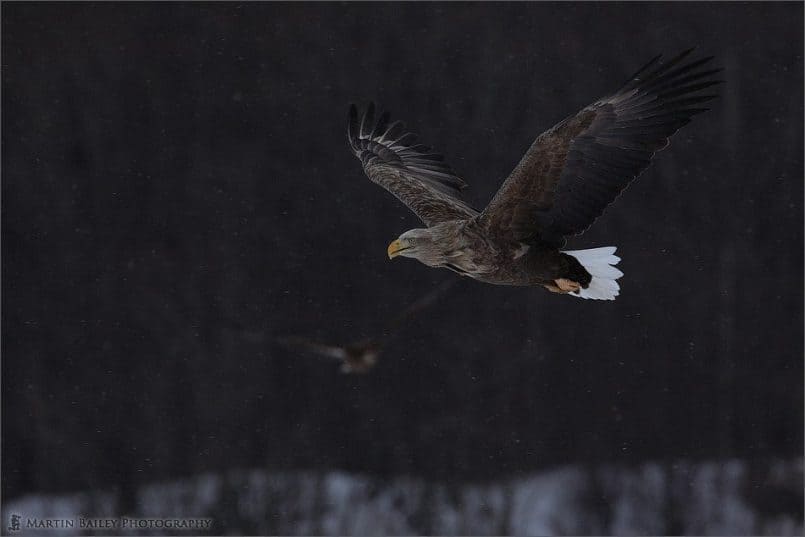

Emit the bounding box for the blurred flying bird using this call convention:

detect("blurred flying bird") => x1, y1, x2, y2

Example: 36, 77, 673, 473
277, 279, 458, 373
348, 49, 721, 300
276, 335, 381, 374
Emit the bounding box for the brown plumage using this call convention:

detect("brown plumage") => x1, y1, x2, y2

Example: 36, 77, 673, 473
277, 336, 381, 373
277, 279, 458, 373
348, 50, 721, 300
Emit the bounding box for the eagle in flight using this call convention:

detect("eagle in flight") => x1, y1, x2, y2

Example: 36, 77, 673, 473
348, 50, 720, 300
277, 279, 458, 373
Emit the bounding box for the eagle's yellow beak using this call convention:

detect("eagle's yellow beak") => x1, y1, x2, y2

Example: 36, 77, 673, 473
387, 239, 404, 259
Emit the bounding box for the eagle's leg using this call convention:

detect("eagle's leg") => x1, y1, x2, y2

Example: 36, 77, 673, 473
529, 251, 588, 293
555, 278, 581, 292
543, 278, 581, 294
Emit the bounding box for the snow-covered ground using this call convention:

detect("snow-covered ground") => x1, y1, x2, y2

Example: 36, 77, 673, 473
3, 458, 801, 535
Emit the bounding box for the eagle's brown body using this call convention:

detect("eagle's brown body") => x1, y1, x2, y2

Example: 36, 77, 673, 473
348, 50, 720, 299
415, 219, 590, 289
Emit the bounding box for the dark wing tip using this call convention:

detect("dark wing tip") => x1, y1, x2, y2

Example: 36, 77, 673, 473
347, 103, 468, 197
347, 103, 359, 149
371, 111, 391, 139
544, 50, 721, 238
619, 49, 718, 94
359, 102, 376, 138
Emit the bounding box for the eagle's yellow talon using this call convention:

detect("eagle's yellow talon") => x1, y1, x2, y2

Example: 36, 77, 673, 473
555, 278, 581, 293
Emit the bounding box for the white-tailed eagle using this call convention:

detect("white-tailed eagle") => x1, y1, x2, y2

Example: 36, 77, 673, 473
277, 279, 457, 372
348, 50, 720, 300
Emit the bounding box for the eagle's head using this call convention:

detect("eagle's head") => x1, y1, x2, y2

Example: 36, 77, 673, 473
387, 228, 451, 267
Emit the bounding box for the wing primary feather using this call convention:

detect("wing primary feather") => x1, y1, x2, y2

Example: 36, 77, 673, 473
620, 53, 663, 88
613, 109, 706, 126
394, 132, 418, 146
370, 111, 390, 140
404, 161, 451, 172
612, 64, 719, 113
379, 120, 406, 143
638, 48, 696, 85
359, 102, 376, 138
346, 103, 477, 226
635, 94, 719, 115
402, 144, 433, 153
616, 91, 717, 115
347, 104, 359, 150
641, 56, 716, 93
651, 68, 724, 93
404, 152, 444, 161
657, 80, 723, 100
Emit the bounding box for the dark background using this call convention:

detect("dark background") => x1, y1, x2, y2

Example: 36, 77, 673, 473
3, 2, 802, 503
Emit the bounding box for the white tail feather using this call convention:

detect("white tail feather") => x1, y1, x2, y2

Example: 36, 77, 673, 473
563, 246, 623, 301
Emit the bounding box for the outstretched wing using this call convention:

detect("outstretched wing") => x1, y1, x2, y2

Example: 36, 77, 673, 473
348, 103, 478, 227
479, 50, 721, 243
